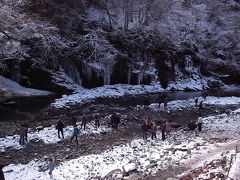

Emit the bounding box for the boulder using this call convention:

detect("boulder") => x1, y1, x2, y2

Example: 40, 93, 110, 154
122, 163, 138, 176
103, 169, 122, 179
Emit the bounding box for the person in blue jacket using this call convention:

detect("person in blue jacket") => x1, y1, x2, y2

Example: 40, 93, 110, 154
70, 125, 80, 145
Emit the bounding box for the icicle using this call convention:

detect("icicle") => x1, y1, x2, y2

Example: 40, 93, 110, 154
11, 64, 21, 82
138, 71, 143, 84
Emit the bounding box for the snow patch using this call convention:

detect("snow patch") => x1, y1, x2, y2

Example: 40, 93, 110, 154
0, 76, 52, 96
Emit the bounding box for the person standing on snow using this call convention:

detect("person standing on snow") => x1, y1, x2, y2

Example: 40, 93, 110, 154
165, 120, 171, 136
70, 125, 80, 145
19, 125, 25, 145
94, 113, 100, 129
56, 120, 64, 139
199, 100, 203, 109
81, 115, 87, 130
197, 116, 203, 132
142, 121, 149, 140
164, 97, 168, 112
161, 121, 167, 141
111, 113, 121, 129
151, 122, 157, 140
195, 98, 198, 107
47, 158, 56, 177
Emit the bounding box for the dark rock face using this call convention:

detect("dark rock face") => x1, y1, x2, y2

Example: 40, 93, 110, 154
111, 55, 130, 85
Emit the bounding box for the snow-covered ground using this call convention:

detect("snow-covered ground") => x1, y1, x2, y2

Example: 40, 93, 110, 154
150, 96, 240, 112
51, 75, 233, 109
0, 122, 111, 152
0, 75, 52, 96
52, 84, 164, 108
3, 97, 240, 180
228, 153, 240, 179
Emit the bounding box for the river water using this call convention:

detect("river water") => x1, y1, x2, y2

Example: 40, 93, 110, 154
1, 86, 240, 122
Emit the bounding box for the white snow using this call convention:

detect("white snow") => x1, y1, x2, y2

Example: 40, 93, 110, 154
150, 96, 240, 112
228, 153, 240, 179
52, 84, 164, 108
0, 75, 52, 96
3, 97, 240, 179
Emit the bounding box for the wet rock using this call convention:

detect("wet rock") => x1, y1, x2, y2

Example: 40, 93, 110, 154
170, 122, 181, 128
146, 162, 157, 169
103, 169, 122, 179
36, 126, 44, 131
187, 122, 197, 130
122, 163, 138, 176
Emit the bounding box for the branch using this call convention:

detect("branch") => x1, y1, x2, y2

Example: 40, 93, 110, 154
0, 29, 12, 40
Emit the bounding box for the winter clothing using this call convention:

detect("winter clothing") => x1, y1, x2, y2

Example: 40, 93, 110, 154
56, 120, 64, 139
199, 101, 203, 109
47, 161, 55, 175
94, 113, 100, 129
195, 98, 198, 107
197, 117, 203, 132
70, 127, 80, 145
142, 123, 149, 140
151, 123, 157, 140
161, 123, 166, 141
165, 121, 171, 136
72, 127, 80, 136
81, 115, 87, 130
24, 125, 28, 141
111, 114, 120, 129
19, 127, 25, 145
56, 121, 64, 130
48, 162, 55, 171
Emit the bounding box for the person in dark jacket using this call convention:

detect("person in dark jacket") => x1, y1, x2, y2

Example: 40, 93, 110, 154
70, 125, 80, 145
161, 122, 167, 141
164, 98, 168, 112
197, 116, 203, 132
81, 115, 87, 130
94, 113, 100, 129
142, 123, 149, 140
111, 113, 120, 129
19, 125, 25, 145
0, 164, 5, 180
151, 122, 157, 140
199, 100, 203, 109
195, 98, 198, 107
56, 120, 64, 139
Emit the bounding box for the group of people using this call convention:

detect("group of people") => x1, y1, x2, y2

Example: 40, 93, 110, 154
141, 117, 171, 141
54, 113, 121, 145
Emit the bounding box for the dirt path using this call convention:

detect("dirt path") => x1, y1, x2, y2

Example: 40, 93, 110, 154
184, 142, 240, 169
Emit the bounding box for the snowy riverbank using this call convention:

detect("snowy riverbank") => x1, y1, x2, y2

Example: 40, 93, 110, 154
2, 97, 240, 179
51, 77, 224, 109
